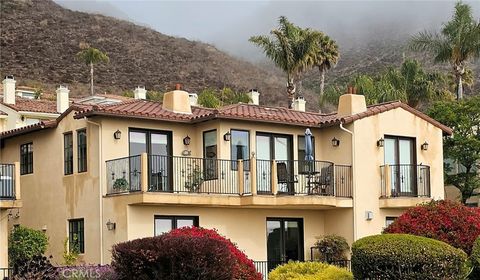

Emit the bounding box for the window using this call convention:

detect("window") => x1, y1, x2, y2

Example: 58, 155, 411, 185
231, 130, 250, 170
386, 217, 397, 227
203, 130, 217, 180
20, 142, 33, 175
77, 129, 87, 172
64, 133, 73, 175
69, 219, 85, 253
298, 135, 315, 174
154, 216, 199, 236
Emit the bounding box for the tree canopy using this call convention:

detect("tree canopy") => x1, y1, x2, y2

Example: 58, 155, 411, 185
197, 87, 252, 108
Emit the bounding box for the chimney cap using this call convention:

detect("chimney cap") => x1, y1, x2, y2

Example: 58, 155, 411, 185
175, 84, 182, 90
135, 86, 145, 90
4, 75, 14, 80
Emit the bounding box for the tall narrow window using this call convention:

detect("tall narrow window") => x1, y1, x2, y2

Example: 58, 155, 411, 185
203, 130, 217, 180
231, 130, 250, 170
298, 136, 315, 174
68, 218, 85, 253
20, 142, 33, 175
77, 129, 87, 173
64, 133, 73, 175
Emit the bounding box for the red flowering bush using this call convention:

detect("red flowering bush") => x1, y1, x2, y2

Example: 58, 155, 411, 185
384, 200, 480, 254
169, 227, 262, 280
111, 227, 261, 280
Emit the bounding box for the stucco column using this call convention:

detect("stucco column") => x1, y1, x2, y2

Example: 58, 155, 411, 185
250, 158, 257, 195
141, 153, 148, 192
237, 160, 244, 195
0, 210, 8, 268
271, 160, 277, 195
385, 164, 391, 197
14, 161, 20, 200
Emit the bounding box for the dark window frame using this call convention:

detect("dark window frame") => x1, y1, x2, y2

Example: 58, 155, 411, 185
77, 129, 87, 173
154, 215, 199, 236
385, 216, 397, 227
20, 142, 33, 175
203, 129, 218, 180
230, 129, 250, 171
64, 132, 73, 175
68, 218, 85, 254
266, 217, 305, 262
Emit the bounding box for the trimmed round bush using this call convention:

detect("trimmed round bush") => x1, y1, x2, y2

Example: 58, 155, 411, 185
352, 234, 468, 279
470, 236, 480, 279
112, 227, 261, 280
314, 234, 350, 261
9, 225, 48, 266
384, 200, 480, 254
269, 261, 353, 280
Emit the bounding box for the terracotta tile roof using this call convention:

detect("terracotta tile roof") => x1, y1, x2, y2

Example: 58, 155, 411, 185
0, 97, 59, 114
74, 99, 452, 134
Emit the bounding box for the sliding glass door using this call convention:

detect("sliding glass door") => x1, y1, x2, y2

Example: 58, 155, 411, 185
267, 218, 304, 269
129, 129, 172, 191
384, 136, 416, 196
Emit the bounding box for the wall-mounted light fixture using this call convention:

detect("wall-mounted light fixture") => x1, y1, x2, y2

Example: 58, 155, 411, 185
224, 131, 231, 141
377, 137, 384, 147
106, 219, 116, 231
113, 130, 121, 140
183, 135, 191, 146
365, 211, 374, 221
421, 141, 429, 151
331, 137, 340, 147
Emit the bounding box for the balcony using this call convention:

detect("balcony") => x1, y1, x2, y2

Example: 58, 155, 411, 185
105, 154, 353, 208
0, 163, 21, 208
379, 164, 431, 208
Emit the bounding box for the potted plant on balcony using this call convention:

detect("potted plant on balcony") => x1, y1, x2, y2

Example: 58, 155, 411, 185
185, 165, 204, 192
113, 178, 129, 192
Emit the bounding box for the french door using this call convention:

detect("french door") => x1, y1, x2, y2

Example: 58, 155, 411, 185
129, 129, 172, 191
266, 218, 304, 269
384, 136, 416, 196
256, 133, 293, 194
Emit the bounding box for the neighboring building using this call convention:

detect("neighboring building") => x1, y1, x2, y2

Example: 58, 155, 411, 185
0, 86, 451, 265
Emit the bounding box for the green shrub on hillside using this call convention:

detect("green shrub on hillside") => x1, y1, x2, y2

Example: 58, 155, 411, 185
268, 261, 353, 280
352, 234, 468, 279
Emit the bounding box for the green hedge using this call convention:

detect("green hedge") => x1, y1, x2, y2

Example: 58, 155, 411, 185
471, 236, 480, 279
268, 261, 353, 280
9, 226, 48, 266
352, 234, 468, 279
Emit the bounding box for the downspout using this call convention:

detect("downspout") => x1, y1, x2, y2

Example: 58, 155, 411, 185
339, 122, 357, 241
85, 117, 104, 265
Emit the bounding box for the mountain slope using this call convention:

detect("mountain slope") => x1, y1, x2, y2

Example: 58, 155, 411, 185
0, 0, 303, 108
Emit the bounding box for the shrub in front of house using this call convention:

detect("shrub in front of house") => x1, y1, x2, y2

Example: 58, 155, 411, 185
314, 234, 350, 261
268, 261, 353, 280
13, 254, 58, 280
383, 200, 480, 254
111, 227, 262, 280
352, 234, 469, 279
470, 236, 480, 279
9, 225, 49, 266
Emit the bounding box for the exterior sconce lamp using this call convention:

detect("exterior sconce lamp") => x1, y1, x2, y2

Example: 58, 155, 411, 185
224, 131, 231, 141
183, 135, 191, 146
377, 137, 384, 147
331, 137, 340, 147
106, 220, 116, 231
113, 130, 121, 140
421, 141, 429, 151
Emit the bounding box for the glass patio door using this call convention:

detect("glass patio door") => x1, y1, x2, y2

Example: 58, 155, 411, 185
129, 129, 172, 192
256, 134, 293, 193
267, 218, 304, 270
384, 136, 415, 196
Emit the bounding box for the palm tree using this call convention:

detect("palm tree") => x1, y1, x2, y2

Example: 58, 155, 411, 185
410, 2, 480, 100
76, 45, 109, 96
250, 16, 318, 108
313, 34, 340, 99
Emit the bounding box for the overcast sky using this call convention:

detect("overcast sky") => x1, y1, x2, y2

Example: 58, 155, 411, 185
56, 0, 480, 61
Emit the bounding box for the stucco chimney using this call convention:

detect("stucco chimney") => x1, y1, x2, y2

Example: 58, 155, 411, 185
162, 84, 192, 114
247, 89, 260, 105
134, 86, 147, 100
56, 85, 70, 113
293, 97, 306, 112
337, 86, 367, 116
189, 93, 198, 106
3, 75, 16, 104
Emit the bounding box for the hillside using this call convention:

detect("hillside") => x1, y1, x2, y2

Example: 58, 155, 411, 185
0, 0, 306, 108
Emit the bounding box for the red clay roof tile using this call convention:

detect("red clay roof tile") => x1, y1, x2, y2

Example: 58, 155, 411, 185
0, 97, 59, 114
